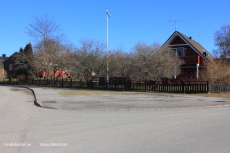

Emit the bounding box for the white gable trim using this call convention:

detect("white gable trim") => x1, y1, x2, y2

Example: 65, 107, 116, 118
176, 33, 209, 63
168, 44, 189, 46
164, 32, 208, 63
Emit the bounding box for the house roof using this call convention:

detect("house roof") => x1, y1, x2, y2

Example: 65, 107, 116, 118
0, 54, 7, 63
0, 57, 6, 63
163, 31, 215, 64
2, 52, 19, 64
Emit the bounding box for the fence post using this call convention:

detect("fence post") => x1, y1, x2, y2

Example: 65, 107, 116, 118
153, 81, 156, 91
125, 80, 131, 91
115, 81, 117, 90
207, 81, 209, 93
91, 80, 93, 88
9, 77, 12, 84
62, 78, 63, 87
145, 81, 147, 92
182, 81, 185, 93
71, 78, 72, 88
52, 78, 54, 86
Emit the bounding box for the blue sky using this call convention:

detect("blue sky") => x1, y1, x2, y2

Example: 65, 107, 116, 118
0, 0, 229, 56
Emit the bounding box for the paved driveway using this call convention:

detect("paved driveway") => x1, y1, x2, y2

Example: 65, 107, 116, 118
31, 87, 230, 110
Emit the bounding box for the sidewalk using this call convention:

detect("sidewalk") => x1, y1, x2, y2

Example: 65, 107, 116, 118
31, 87, 230, 110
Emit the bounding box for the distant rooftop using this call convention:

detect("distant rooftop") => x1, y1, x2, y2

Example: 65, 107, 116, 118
0, 54, 7, 63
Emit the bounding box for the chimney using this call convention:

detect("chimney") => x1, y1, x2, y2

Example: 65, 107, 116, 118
2, 54, 6, 57
203, 52, 208, 56
189, 37, 192, 39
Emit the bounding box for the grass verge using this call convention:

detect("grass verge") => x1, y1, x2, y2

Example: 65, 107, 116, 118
56, 89, 139, 96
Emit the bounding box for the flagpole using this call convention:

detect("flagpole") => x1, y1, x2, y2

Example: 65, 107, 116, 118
106, 8, 109, 85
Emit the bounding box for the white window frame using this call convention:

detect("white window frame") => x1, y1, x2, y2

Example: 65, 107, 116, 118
172, 48, 185, 57
176, 48, 185, 57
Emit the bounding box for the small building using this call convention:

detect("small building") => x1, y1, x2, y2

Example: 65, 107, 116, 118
3, 52, 18, 78
0, 54, 7, 63
3, 52, 71, 79
162, 31, 215, 80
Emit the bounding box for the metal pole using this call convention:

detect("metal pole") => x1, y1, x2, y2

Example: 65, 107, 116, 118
174, 66, 177, 79
196, 64, 199, 79
106, 8, 109, 85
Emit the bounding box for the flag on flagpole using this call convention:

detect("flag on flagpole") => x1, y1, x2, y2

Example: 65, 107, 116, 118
106, 8, 111, 17
107, 12, 111, 17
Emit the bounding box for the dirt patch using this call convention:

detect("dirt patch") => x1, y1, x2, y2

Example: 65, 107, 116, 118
188, 92, 230, 99
56, 90, 139, 96
53, 88, 230, 98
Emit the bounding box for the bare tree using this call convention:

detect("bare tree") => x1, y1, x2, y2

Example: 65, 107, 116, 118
26, 15, 71, 79
107, 49, 135, 80
208, 59, 230, 81
132, 42, 183, 81
70, 39, 104, 82
214, 25, 230, 58
107, 50, 126, 77
34, 38, 72, 79
96, 42, 183, 82
26, 14, 62, 42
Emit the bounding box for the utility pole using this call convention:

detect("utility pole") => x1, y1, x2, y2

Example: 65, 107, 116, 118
169, 20, 186, 31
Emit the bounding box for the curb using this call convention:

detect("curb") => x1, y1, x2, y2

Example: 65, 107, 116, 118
20, 86, 58, 109
18, 86, 42, 107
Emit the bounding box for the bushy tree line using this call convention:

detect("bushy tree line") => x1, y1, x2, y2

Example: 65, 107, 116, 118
68, 40, 183, 82
17, 15, 184, 83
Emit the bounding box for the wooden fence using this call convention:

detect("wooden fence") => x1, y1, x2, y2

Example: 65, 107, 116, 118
0, 77, 18, 85
5, 77, 230, 93
209, 81, 230, 93
26, 79, 209, 93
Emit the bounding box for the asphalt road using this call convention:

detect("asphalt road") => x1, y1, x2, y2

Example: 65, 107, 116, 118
1, 85, 230, 153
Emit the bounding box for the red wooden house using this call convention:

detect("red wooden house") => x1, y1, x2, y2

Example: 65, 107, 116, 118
2, 52, 18, 78
162, 31, 215, 80
2, 52, 70, 78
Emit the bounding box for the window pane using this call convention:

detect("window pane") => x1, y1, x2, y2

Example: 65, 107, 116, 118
177, 48, 184, 57
9, 64, 12, 70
